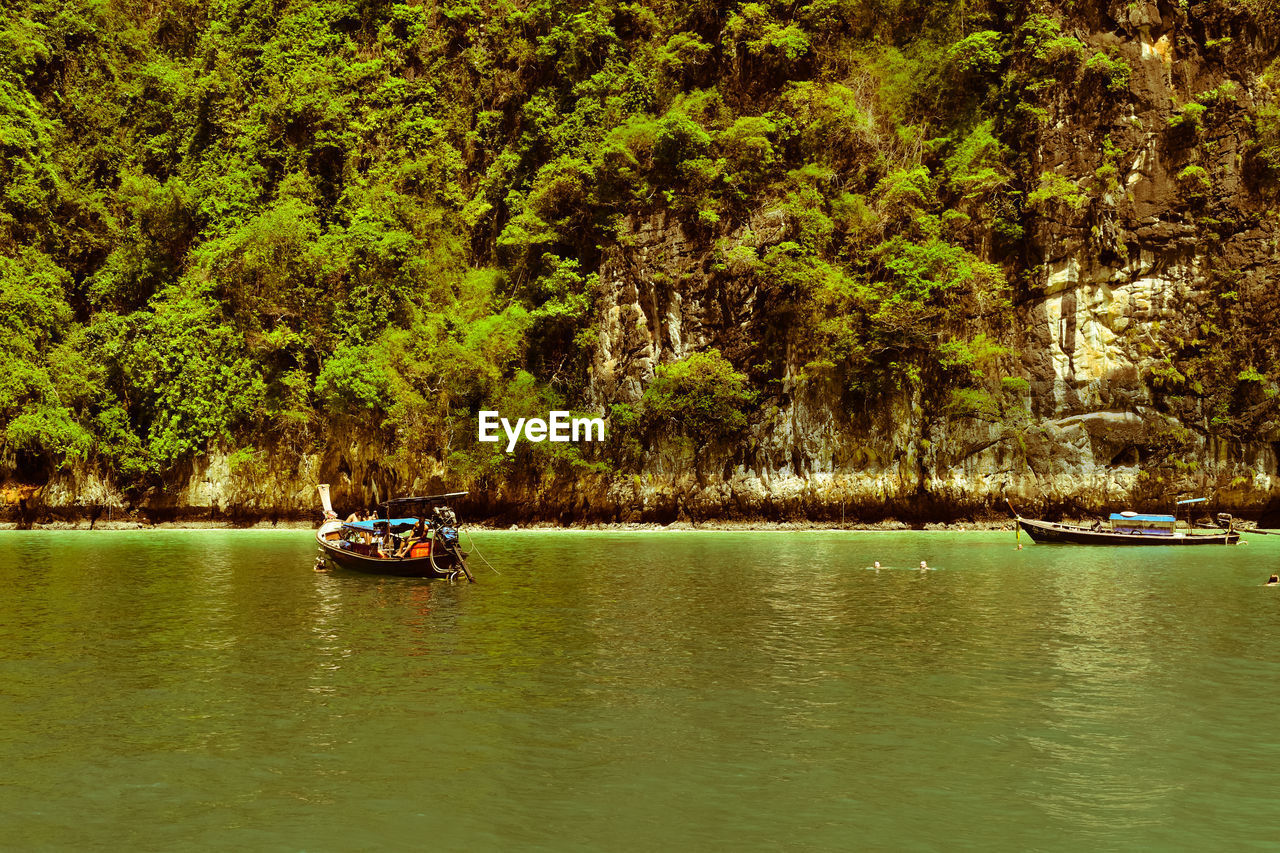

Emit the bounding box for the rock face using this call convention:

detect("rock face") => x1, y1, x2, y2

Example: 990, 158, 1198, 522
7, 3, 1280, 526
567, 207, 1275, 523
556, 2, 1280, 523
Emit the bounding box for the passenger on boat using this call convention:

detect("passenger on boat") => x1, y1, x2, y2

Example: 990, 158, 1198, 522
394, 519, 428, 558
374, 523, 399, 558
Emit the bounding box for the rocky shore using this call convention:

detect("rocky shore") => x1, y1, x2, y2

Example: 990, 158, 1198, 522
1, 512, 1026, 532
12, 516, 1270, 534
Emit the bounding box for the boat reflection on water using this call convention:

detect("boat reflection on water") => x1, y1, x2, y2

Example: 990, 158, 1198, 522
1026, 559, 1183, 835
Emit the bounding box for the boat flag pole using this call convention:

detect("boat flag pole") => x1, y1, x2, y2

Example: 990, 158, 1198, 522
1005, 497, 1021, 543
318, 484, 335, 519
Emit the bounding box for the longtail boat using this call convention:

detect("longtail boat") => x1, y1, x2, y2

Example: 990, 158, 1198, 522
314, 485, 474, 580
1011, 498, 1240, 546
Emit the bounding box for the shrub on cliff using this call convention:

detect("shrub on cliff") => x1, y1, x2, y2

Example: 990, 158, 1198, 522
1082, 50, 1130, 94
315, 345, 389, 416
1, 250, 95, 468
641, 349, 758, 438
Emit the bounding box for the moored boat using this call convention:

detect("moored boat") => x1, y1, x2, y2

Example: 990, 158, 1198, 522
1012, 499, 1240, 546
315, 485, 474, 579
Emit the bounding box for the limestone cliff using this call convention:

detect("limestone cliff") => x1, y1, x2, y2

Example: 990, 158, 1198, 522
7, 1, 1280, 526
556, 0, 1280, 523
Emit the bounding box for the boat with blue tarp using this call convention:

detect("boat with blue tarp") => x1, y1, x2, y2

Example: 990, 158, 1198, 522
314, 486, 473, 579
1011, 498, 1240, 545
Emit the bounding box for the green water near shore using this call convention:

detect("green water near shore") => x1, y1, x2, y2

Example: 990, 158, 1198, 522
3, 530, 1280, 850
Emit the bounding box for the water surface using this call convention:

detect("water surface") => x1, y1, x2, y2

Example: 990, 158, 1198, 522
3, 530, 1279, 850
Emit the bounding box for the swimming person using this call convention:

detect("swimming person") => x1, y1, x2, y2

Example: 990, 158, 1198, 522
1267, 574, 1279, 586
919, 560, 929, 571
873, 561, 881, 571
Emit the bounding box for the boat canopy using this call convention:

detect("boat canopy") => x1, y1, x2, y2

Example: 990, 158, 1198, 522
343, 518, 419, 531
1176, 497, 1208, 505
1109, 513, 1176, 523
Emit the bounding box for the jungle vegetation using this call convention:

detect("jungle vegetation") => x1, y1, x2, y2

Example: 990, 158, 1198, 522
2, 0, 1278, 493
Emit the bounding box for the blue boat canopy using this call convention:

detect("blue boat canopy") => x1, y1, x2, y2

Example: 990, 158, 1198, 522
343, 518, 419, 531
1109, 513, 1175, 522
1176, 497, 1208, 505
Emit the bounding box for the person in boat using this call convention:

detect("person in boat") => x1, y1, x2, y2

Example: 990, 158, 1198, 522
394, 518, 429, 559
385, 523, 408, 559
345, 509, 362, 523
373, 522, 398, 558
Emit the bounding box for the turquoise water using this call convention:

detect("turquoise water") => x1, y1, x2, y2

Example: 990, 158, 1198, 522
2, 529, 1279, 850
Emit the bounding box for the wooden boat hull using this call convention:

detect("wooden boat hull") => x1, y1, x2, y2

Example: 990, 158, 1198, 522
315, 521, 468, 578
1018, 517, 1239, 546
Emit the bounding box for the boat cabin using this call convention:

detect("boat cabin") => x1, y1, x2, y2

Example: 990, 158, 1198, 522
1109, 512, 1177, 536
332, 517, 434, 559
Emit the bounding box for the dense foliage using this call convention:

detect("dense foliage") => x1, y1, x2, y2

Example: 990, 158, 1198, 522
1, 0, 1278, 493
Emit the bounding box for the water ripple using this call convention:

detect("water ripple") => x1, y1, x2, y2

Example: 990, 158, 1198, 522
3, 530, 1280, 849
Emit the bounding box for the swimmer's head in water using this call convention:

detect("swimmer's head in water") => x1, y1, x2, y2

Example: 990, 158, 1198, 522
920, 560, 928, 569
1270, 575, 1279, 584
873, 561, 881, 569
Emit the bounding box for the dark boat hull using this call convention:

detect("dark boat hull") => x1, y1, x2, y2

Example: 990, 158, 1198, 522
321, 544, 465, 577
1018, 518, 1239, 546
316, 521, 468, 577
